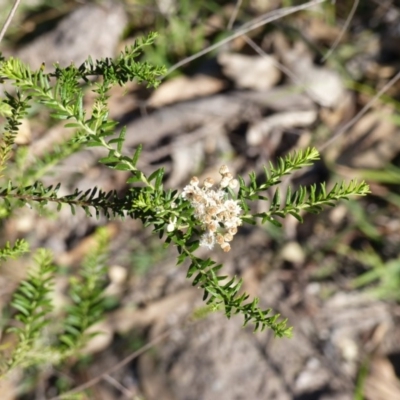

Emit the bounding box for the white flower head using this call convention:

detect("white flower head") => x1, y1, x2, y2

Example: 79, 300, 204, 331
200, 230, 215, 250
219, 165, 229, 175
181, 166, 242, 252
190, 176, 199, 186
203, 177, 214, 188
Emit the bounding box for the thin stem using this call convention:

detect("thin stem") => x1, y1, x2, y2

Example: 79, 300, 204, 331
47, 329, 171, 400
243, 35, 327, 106
227, 0, 243, 30
319, 69, 400, 151
102, 374, 134, 398
165, 0, 327, 76
321, 0, 359, 62
0, 0, 21, 44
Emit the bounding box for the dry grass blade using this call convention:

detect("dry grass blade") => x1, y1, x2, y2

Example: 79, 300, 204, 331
319, 69, 400, 151
243, 35, 327, 106
165, 0, 328, 77
0, 0, 21, 43
47, 329, 171, 400
227, 0, 243, 30
321, 0, 360, 62
102, 374, 134, 398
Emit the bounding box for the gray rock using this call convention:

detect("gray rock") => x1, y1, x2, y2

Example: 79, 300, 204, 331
16, 1, 127, 70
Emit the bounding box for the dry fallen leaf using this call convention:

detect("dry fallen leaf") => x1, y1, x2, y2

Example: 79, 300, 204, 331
82, 320, 114, 354
274, 35, 346, 108
327, 108, 400, 169
364, 357, 400, 400
148, 75, 225, 107
16, 2, 127, 70
247, 110, 317, 146
218, 52, 281, 91
0, 370, 20, 400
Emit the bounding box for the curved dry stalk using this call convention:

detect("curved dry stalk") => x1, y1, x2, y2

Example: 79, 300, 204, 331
319, 69, 400, 151
47, 329, 171, 400
243, 35, 328, 106
321, 0, 359, 62
165, 0, 328, 77
0, 0, 21, 44
102, 374, 134, 398
227, 0, 243, 30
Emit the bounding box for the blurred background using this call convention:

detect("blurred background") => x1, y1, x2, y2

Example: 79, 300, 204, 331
1, 0, 400, 399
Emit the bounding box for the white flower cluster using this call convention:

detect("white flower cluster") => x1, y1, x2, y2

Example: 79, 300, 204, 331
181, 165, 242, 252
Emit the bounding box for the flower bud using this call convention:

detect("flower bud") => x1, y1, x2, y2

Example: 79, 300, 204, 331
190, 176, 199, 186
221, 242, 231, 252
203, 177, 214, 188
220, 177, 231, 188
219, 165, 229, 175
224, 233, 233, 242
229, 179, 238, 189
216, 233, 225, 244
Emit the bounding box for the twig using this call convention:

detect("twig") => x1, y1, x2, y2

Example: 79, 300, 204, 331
0, 0, 21, 44
321, 0, 359, 62
47, 329, 171, 400
227, 0, 243, 30
165, 0, 327, 77
319, 69, 400, 151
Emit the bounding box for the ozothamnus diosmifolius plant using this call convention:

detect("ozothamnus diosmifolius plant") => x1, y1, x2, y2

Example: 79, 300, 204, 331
0, 228, 110, 376
0, 32, 369, 378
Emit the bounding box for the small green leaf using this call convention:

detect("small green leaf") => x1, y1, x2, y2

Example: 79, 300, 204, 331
113, 162, 132, 171
288, 211, 303, 222
131, 144, 142, 167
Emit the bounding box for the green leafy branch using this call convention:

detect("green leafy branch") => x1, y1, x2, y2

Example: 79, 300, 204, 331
250, 180, 369, 227
0, 33, 371, 341
59, 228, 109, 352
0, 91, 30, 175
0, 148, 370, 337
0, 239, 29, 262
4, 249, 55, 372
0, 230, 110, 377
238, 148, 370, 226
0, 177, 161, 218
178, 243, 291, 336
67, 32, 165, 87
238, 147, 320, 199
0, 33, 166, 187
